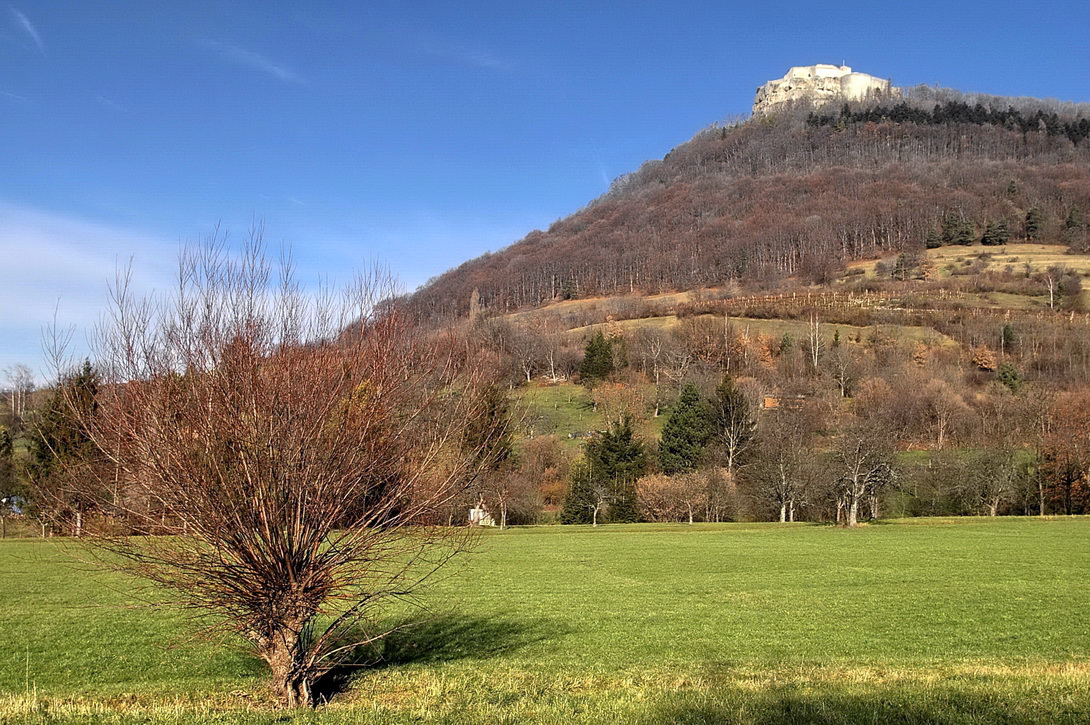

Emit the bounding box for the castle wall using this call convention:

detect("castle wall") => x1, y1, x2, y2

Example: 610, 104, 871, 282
753, 64, 893, 115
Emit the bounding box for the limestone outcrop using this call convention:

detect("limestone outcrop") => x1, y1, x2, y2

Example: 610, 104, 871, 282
753, 64, 893, 115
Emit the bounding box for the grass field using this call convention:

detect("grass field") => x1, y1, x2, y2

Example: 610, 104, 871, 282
1, 518, 1088, 723
847, 243, 1090, 279
568, 315, 953, 349
514, 383, 666, 448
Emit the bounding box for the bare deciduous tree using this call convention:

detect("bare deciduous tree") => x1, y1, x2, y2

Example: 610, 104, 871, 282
831, 423, 896, 527
3, 363, 35, 427
636, 472, 706, 524
49, 237, 490, 707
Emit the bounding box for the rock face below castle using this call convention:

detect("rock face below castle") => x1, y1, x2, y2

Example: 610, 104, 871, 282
753, 64, 892, 115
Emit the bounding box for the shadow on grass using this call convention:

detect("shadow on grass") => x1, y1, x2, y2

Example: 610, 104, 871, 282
312, 613, 559, 703
641, 686, 1090, 724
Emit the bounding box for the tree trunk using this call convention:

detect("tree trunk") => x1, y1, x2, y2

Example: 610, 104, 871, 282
263, 629, 312, 708
500, 502, 508, 530
779, 502, 786, 523
788, 499, 795, 523
848, 496, 859, 527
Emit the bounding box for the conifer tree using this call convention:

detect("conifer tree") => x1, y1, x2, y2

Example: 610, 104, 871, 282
708, 373, 756, 473
997, 362, 1024, 394
28, 360, 102, 533
981, 219, 1009, 246
462, 383, 514, 472
579, 331, 614, 384
0, 426, 20, 513
1024, 207, 1043, 241
658, 383, 711, 474
561, 416, 646, 524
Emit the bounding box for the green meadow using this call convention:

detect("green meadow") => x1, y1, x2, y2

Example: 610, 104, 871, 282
1, 517, 1088, 723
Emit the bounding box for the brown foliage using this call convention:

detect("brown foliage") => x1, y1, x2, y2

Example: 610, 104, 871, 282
50, 238, 491, 707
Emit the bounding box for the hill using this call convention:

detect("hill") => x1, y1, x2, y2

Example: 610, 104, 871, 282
411, 86, 1090, 319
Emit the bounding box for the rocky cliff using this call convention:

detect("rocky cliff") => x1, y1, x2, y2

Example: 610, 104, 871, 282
753, 64, 893, 115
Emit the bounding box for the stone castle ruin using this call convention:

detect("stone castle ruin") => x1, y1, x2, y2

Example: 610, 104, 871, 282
753, 64, 894, 115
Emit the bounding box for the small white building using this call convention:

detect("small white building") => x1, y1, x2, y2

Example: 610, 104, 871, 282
468, 506, 496, 527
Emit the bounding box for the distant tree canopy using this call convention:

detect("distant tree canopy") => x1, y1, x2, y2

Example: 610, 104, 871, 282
808, 100, 1090, 147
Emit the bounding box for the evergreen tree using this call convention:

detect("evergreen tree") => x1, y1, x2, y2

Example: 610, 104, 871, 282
942, 212, 975, 245
956, 217, 976, 245
579, 331, 614, 384
462, 383, 514, 472
0, 426, 21, 513
997, 362, 1024, 394
28, 361, 102, 531
1024, 207, 1043, 241
658, 383, 711, 474
925, 228, 942, 249
560, 460, 595, 524
708, 374, 756, 473
561, 416, 647, 524
1001, 323, 1018, 352
29, 361, 99, 482
1063, 207, 1088, 251
981, 219, 1010, 246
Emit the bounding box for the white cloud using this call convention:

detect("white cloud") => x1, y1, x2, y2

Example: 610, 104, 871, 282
0, 203, 176, 380
9, 7, 43, 54
198, 39, 303, 83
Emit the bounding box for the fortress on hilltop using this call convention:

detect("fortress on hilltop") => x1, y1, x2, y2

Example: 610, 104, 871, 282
753, 64, 894, 115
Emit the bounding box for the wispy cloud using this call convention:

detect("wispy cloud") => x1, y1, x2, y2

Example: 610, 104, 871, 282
411, 33, 511, 72
198, 39, 303, 83
1, 89, 29, 102
95, 95, 126, 112
0, 203, 176, 379
9, 7, 43, 54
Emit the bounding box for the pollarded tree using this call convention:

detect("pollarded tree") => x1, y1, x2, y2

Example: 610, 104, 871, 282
658, 382, 710, 475
48, 238, 492, 707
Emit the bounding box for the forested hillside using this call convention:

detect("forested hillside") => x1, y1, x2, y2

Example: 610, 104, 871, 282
412, 88, 1090, 317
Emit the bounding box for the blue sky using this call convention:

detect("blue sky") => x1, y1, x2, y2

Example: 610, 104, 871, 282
2, 0, 1089, 378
